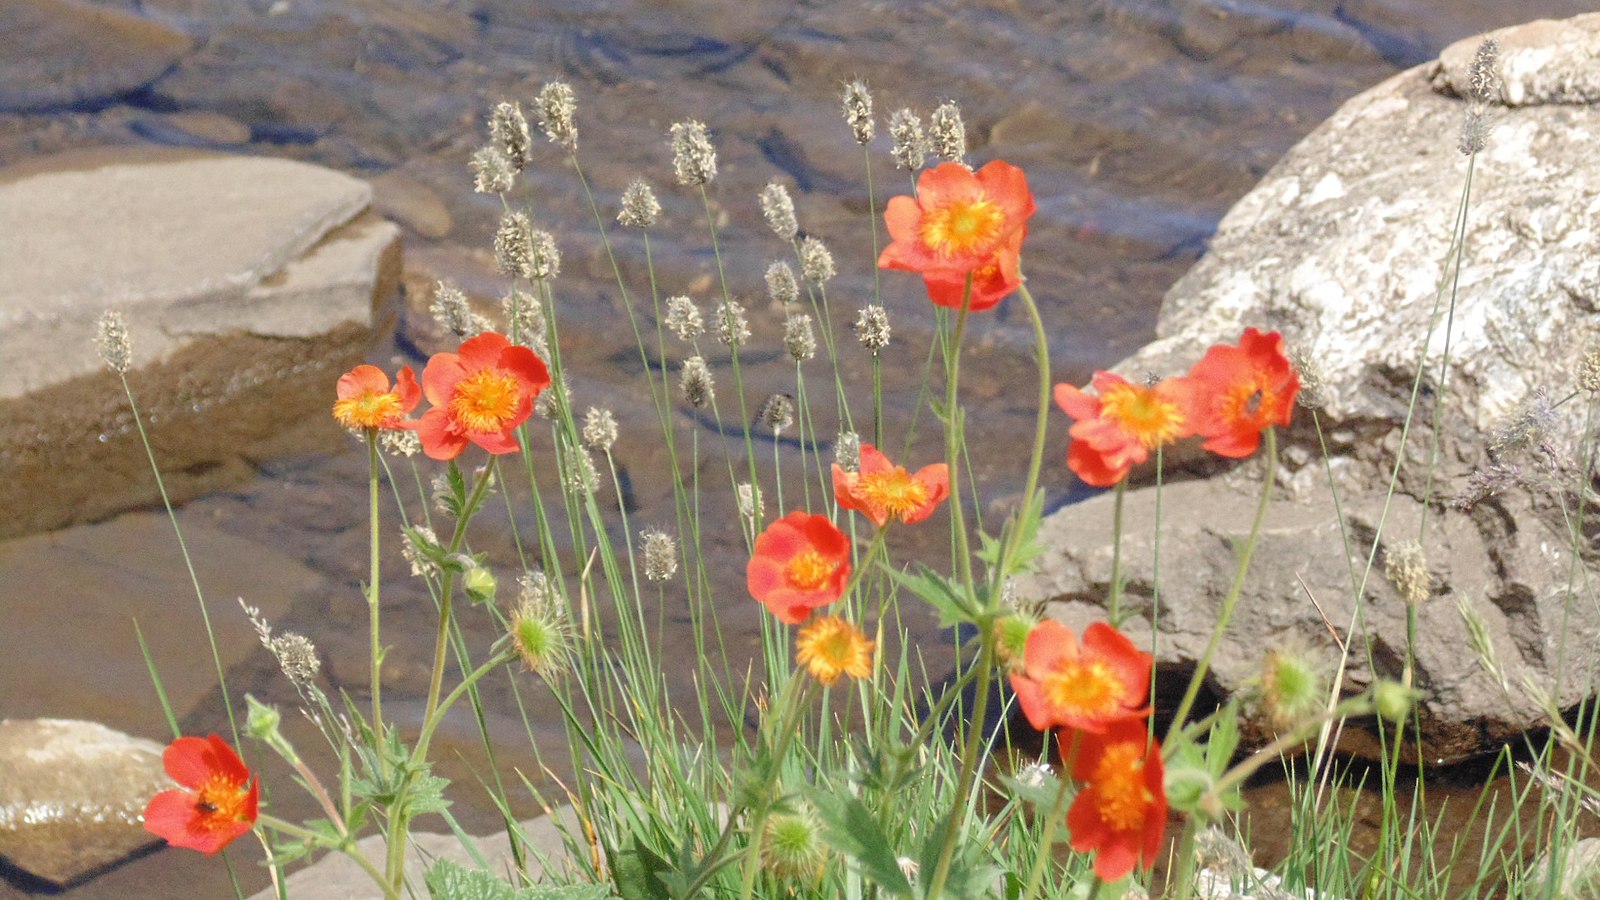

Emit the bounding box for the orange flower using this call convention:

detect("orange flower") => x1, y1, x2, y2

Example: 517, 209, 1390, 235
1054, 372, 1193, 487
879, 161, 1034, 309
1066, 720, 1167, 882
415, 331, 551, 461
747, 511, 852, 625
1009, 620, 1151, 734
832, 444, 949, 528
1182, 327, 1298, 458
142, 734, 259, 855
332, 364, 420, 431
795, 615, 874, 686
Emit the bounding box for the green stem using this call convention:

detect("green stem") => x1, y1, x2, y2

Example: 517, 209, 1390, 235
1164, 428, 1279, 744
1108, 479, 1128, 626
258, 814, 400, 900
365, 434, 384, 750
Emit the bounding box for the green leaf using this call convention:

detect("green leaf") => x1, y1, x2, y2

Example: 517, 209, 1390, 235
881, 563, 979, 629
425, 859, 615, 899
915, 825, 997, 900
808, 791, 914, 897
611, 837, 673, 900
1205, 699, 1242, 780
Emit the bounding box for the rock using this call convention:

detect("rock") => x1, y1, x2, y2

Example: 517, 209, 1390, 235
1434, 15, 1600, 105
243, 806, 586, 900
0, 719, 168, 886
1534, 837, 1600, 897
371, 169, 454, 239
0, 150, 401, 538
1023, 13, 1600, 762
0, 0, 195, 113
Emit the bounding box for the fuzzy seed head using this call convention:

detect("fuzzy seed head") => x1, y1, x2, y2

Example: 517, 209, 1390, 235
94, 310, 132, 374
488, 101, 531, 170
715, 300, 750, 347
1458, 111, 1489, 157
1577, 343, 1600, 394
889, 108, 929, 172
670, 120, 717, 186
842, 79, 874, 145
765, 261, 799, 307
582, 407, 618, 452
783, 313, 816, 362
834, 431, 861, 473
618, 178, 661, 228
1384, 540, 1431, 606
534, 372, 569, 420
799, 237, 835, 285
535, 82, 578, 149
564, 448, 599, 495
1287, 345, 1328, 411
680, 356, 715, 408
379, 428, 422, 458
1467, 37, 1501, 105
760, 181, 798, 241
509, 597, 572, 680
470, 145, 516, 194
501, 289, 548, 352
1254, 641, 1326, 732
664, 295, 705, 341
737, 481, 763, 522
762, 807, 828, 879
640, 529, 678, 583
431, 281, 488, 338
758, 393, 795, 434
1489, 388, 1555, 458
495, 212, 559, 280
269, 632, 321, 690
929, 101, 967, 164
854, 304, 890, 352
402, 525, 441, 578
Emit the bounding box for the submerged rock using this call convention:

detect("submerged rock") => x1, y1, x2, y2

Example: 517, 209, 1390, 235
1022, 13, 1600, 762
0, 719, 168, 886
0, 0, 194, 113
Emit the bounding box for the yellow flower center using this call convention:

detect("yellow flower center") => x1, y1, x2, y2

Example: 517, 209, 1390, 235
194, 774, 250, 831
795, 616, 874, 686
1220, 378, 1272, 425
1091, 741, 1152, 832
333, 391, 404, 430
784, 550, 837, 592
1041, 660, 1125, 720
1099, 382, 1186, 450
853, 469, 932, 522
919, 197, 1006, 260
451, 370, 522, 433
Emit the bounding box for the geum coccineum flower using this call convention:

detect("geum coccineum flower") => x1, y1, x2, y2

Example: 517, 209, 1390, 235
878, 160, 1035, 311
832, 443, 949, 528
143, 734, 259, 855
415, 331, 551, 461
1066, 720, 1167, 882
332, 364, 420, 431
795, 615, 874, 686
1009, 619, 1151, 734
747, 511, 851, 625
1055, 371, 1193, 487
1183, 327, 1300, 458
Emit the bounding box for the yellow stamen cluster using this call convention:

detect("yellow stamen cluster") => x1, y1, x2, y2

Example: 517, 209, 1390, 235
451, 370, 522, 432
796, 616, 874, 686
919, 198, 1005, 260
1099, 382, 1186, 450
1091, 742, 1152, 831
1042, 661, 1125, 720
784, 551, 837, 592
194, 776, 250, 831
853, 469, 932, 522
333, 391, 405, 430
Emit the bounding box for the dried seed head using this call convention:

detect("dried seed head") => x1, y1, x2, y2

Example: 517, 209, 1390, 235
379, 428, 422, 458
842, 79, 874, 145
94, 310, 132, 374
1384, 540, 1431, 606
854, 304, 890, 352
1015, 762, 1055, 792
765, 261, 799, 307
929, 101, 967, 164
640, 529, 678, 583
501, 288, 547, 352
527, 229, 560, 281
834, 431, 861, 473
664, 295, 705, 341
737, 481, 764, 522
1287, 345, 1328, 411
494, 211, 535, 278
759, 181, 798, 241
1580, 343, 1600, 394
535, 372, 570, 419
670, 120, 717, 186
431, 281, 488, 337
889, 108, 929, 172
757, 393, 795, 434
470, 145, 516, 195
1467, 37, 1501, 105
582, 406, 619, 452
518, 570, 561, 611
564, 448, 599, 495
1489, 388, 1555, 458
488, 101, 531, 170
715, 299, 750, 347
535, 81, 578, 150
1458, 111, 1490, 157
270, 632, 322, 690
799, 237, 835, 285
618, 178, 661, 228
1449, 460, 1523, 511
402, 524, 441, 578
783, 313, 816, 362
680, 356, 715, 408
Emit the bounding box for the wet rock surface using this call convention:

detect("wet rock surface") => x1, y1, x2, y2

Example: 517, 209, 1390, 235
0, 720, 167, 887
0, 1, 194, 114
1023, 13, 1600, 762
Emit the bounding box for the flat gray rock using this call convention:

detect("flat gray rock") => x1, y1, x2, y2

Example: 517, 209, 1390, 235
0, 719, 168, 886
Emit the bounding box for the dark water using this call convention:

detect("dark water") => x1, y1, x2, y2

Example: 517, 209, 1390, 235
2, 0, 1595, 896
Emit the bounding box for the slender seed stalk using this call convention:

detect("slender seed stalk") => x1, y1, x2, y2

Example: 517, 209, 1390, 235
365, 434, 385, 750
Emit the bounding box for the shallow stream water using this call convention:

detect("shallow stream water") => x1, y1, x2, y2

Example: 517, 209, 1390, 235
2, 0, 1595, 896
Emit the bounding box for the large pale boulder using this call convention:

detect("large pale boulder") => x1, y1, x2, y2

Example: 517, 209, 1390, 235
1022, 13, 1600, 762
0, 719, 168, 886
0, 151, 400, 538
